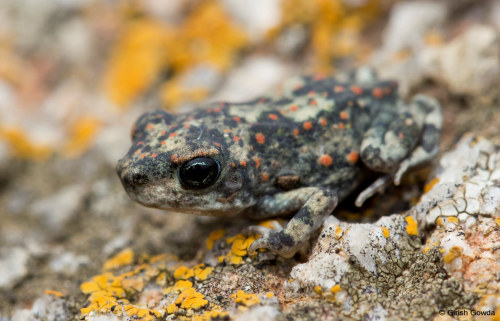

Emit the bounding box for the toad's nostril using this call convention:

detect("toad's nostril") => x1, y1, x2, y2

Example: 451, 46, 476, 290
131, 173, 149, 186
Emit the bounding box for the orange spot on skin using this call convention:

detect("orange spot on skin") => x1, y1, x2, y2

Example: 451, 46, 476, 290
161, 141, 166, 145
140, 153, 147, 159
134, 150, 140, 155
146, 124, 154, 130
224, 128, 230, 133
213, 107, 221, 113
308, 90, 316, 96
280, 110, 287, 115
310, 99, 317, 106
303, 122, 312, 131
340, 111, 348, 120
268, 114, 278, 120
339, 123, 345, 130
399, 132, 404, 139
233, 116, 241, 122
318, 154, 333, 167
347, 152, 359, 163
372, 88, 383, 98
293, 129, 299, 136
137, 141, 144, 145
213, 142, 221, 147
160, 130, 166, 135
233, 136, 241, 141
169, 132, 177, 138
313, 73, 326, 81
232, 163, 236, 168
260, 173, 269, 182
334, 86, 344, 92
253, 156, 261, 168
184, 124, 190, 128
240, 160, 247, 167
350, 86, 363, 95
320, 118, 327, 126
256, 133, 265, 144
289, 105, 298, 111
151, 153, 158, 158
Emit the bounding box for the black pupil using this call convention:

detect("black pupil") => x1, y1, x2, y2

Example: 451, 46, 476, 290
179, 157, 220, 189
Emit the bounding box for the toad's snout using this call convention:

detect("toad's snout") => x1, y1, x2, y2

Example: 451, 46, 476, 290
116, 160, 151, 191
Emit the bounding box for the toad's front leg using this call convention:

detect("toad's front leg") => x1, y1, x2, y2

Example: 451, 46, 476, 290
246, 187, 338, 258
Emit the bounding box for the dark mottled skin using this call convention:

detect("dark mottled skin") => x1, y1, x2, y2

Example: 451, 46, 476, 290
117, 70, 442, 257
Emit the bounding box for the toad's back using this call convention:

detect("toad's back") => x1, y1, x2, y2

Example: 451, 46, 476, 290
222, 74, 400, 199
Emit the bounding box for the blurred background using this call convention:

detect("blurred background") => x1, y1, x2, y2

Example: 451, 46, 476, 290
0, 0, 499, 318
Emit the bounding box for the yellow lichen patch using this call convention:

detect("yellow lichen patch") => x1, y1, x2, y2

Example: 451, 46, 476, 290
495, 217, 500, 227
194, 265, 214, 281
103, 248, 134, 271
424, 177, 440, 194
232, 290, 261, 307
335, 226, 344, 239
219, 233, 258, 265
422, 246, 431, 254
446, 216, 459, 225
193, 310, 230, 321
405, 216, 419, 236
0, 127, 51, 160
170, 0, 248, 72
258, 219, 283, 229
269, 0, 381, 71
314, 286, 324, 295
160, 80, 209, 109
44, 290, 63, 297
62, 117, 101, 158
103, 1, 247, 108
103, 19, 172, 107
206, 229, 226, 250
173, 266, 195, 280
436, 217, 444, 227
164, 280, 193, 294
380, 226, 390, 238
80, 255, 175, 320
444, 246, 463, 264
330, 285, 342, 294
169, 288, 208, 311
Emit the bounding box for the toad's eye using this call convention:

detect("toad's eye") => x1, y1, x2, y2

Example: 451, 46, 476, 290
179, 157, 220, 189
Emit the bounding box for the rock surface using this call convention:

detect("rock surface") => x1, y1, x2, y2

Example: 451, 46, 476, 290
0, 1, 499, 321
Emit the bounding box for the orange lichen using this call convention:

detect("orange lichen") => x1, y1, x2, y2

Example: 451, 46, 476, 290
104, 0, 247, 108
206, 229, 226, 249
103, 19, 172, 107
63, 117, 101, 158
269, 0, 381, 71
232, 290, 261, 307
173, 266, 195, 280
424, 177, 440, 194
44, 290, 63, 297
193, 310, 230, 321
380, 226, 390, 238
444, 246, 463, 264
103, 248, 134, 271
330, 285, 342, 294
405, 216, 419, 236
0, 127, 51, 160
167, 288, 208, 313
